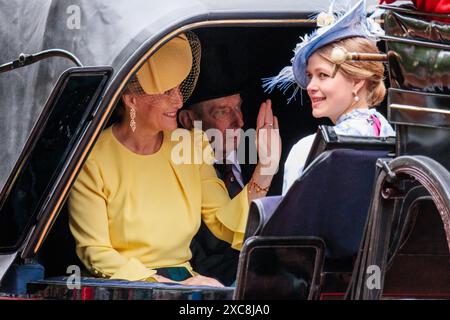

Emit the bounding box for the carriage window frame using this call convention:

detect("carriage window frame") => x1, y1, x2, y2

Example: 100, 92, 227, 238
0, 67, 112, 254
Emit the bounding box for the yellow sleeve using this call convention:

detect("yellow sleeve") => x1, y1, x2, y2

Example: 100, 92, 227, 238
68, 157, 156, 281
199, 139, 249, 251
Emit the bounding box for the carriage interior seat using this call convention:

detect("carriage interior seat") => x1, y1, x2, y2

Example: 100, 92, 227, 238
235, 130, 396, 298
244, 125, 395, 244
263, 148, 390, 263
245, 130, 395, 271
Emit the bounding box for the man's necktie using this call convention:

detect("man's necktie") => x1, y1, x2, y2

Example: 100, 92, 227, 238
214, 163, 243, 199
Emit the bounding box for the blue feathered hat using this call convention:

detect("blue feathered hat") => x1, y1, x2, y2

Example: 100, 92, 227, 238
263, 0, 384, 98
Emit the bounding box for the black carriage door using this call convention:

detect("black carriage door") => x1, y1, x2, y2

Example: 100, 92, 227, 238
0, 67, 112, 281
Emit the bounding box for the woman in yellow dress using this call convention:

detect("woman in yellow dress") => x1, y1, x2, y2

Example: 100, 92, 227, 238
68, 33, 281, 287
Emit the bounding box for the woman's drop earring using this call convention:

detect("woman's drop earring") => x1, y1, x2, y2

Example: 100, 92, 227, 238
353, 92, 360, 102
130, 107, 136, 132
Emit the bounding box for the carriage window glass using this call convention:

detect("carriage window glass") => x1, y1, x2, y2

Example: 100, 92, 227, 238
238, 245, 319, 300
0, 72, 107, 252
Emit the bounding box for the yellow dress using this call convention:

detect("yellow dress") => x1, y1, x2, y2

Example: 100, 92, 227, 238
68, 127, 249, 281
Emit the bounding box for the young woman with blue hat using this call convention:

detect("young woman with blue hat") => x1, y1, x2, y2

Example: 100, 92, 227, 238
264, 0, 395, 194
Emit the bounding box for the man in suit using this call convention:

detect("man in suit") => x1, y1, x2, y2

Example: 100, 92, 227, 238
178, 32, 253, 286
179, 92, 250, 286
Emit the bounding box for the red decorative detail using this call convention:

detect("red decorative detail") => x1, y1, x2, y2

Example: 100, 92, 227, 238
414, 0, 450, 14
81, 287, 95, 300
370, 114, 381, 137
380, 0, 450, 22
